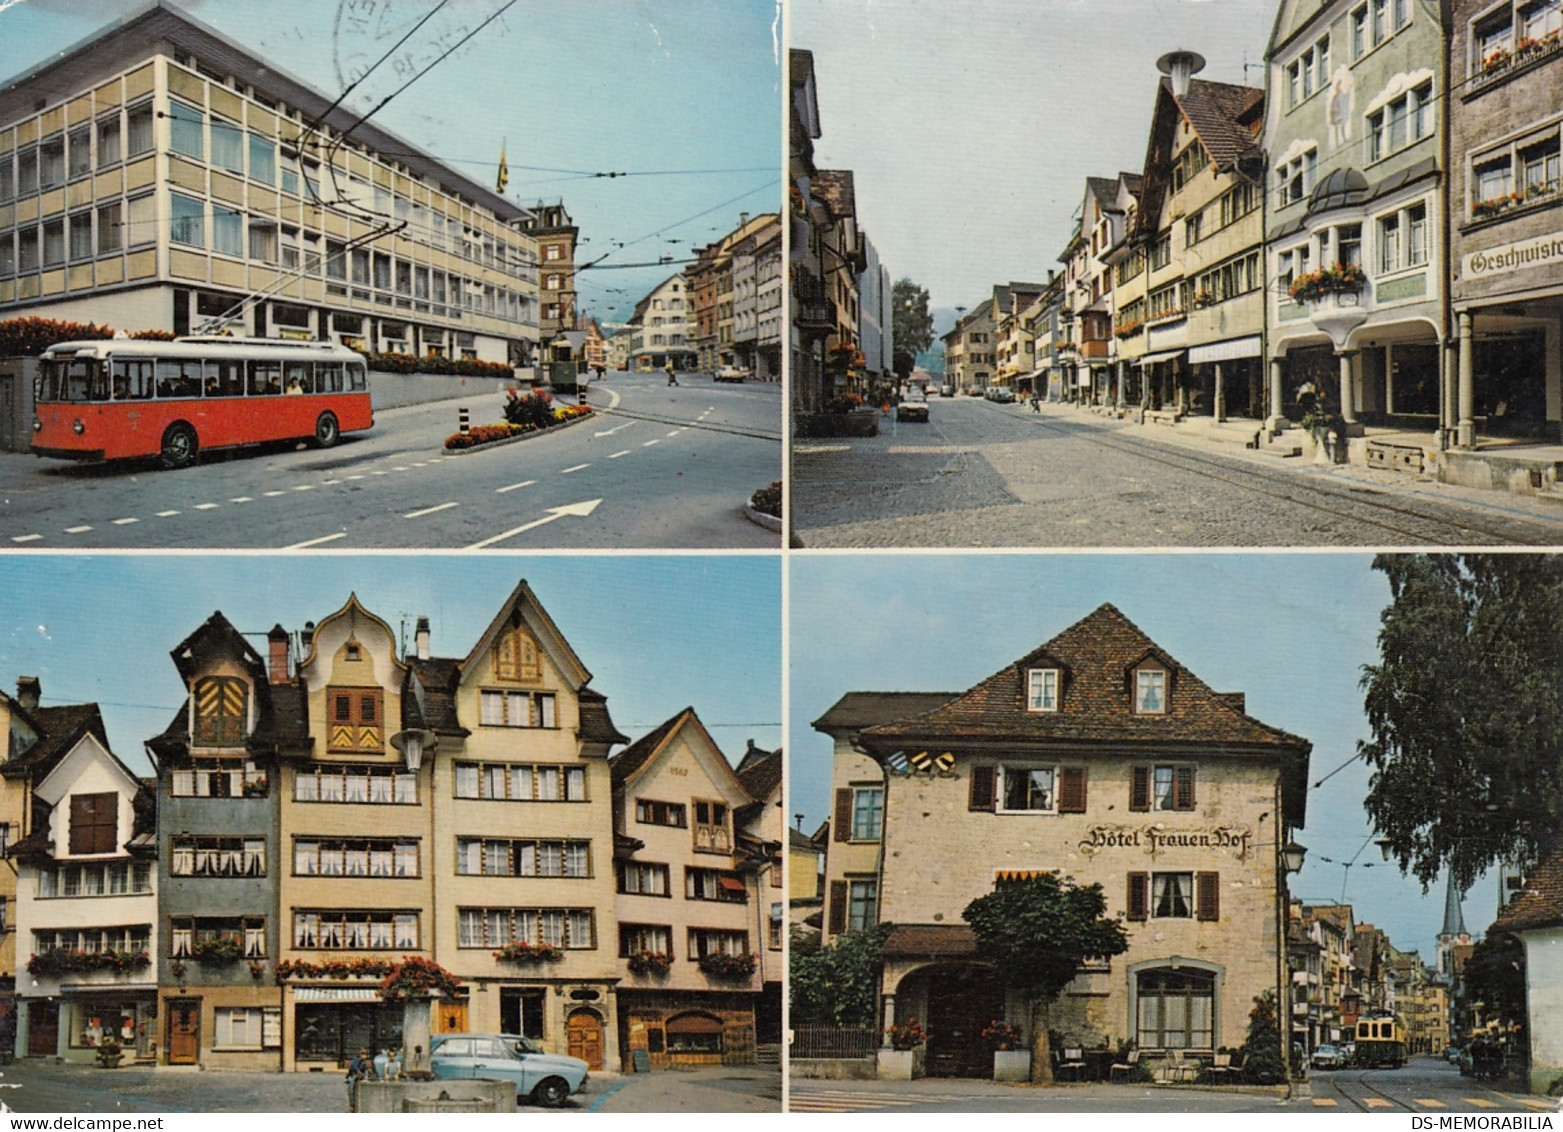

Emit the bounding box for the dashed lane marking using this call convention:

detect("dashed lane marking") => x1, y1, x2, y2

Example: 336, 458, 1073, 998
666, 430, 680, 436
495, 480, 537, 494
65, 526, 91, 534
287, 532, 347, 549
1466, 1099, 1500, 1108
403, 502, 459, 519
608, 450, 630, 458
642, 439, 660, 447
561, 464, 591, 474
292, 484, 314, 491
264, 490, 287, 497
346, 475, 364, 480
1311, 1099, 1338, 1107
112, 517, 138, 525
156, 509, 180, 516
1364, 1098, 1392, 1108
1415, 1099, 1446, 1107
194, 503, 219, 510
11, 534, 42, 543
230, 497, 253, 503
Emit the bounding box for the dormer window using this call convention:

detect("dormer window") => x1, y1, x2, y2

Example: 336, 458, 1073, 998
193, 676, 247, 746
1026, 668, 1060, 712
1135, 669, 1167, 713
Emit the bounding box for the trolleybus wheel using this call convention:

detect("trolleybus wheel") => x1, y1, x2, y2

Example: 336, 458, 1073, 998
314, 411, 340, 448
160, 422, 198, 469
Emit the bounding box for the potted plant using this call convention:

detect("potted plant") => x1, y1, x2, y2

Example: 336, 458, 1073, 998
627, 950, 673, 976
492, 941, 564, 965
95, 1038, 124, 1069
697, 951, 756, 978
984, 1020, 1030, 1081
879, 1018, 928, 1080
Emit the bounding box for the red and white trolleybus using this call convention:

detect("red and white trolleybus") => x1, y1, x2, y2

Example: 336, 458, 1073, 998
32, 336, 374, 468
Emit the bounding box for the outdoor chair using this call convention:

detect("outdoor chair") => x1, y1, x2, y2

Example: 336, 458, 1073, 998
1167, 1050, 1200, 1084
1057, 1047, 1085, 1082
1204, 1051, 1234, 1083
1109, 1049, 1139, 1083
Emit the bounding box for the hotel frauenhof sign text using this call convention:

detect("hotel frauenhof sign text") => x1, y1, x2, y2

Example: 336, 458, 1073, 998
1079, 824, 1253, 860
1463, 230, 1563, 279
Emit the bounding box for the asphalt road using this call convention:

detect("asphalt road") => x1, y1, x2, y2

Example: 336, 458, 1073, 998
0, 1058, 780, 1113
788, 1056, 1554, 1113
0, 372, 782, 550
792, 395, 1563, 547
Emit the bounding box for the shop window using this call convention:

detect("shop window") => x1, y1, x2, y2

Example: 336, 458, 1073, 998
666, 1013, 724, 1056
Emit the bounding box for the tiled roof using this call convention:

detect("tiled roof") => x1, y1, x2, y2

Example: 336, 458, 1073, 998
813, 169, 857, 221
1086, 176, 1119, 210
609, 708, 690, 785
789, 826, 819, 851
736, 746, 782, 802
407, 657, 464, 736
882, 923, 978, 959
861, 603, 1310, 752
1, 702, 106, 779
579, 687, 628, 747
250, 682, 310, 751
1491, 842, 1563, 934
813, 692, 962, 735
1173, 77, 1263, 171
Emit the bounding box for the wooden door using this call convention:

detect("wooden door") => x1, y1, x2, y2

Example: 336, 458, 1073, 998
566, 1010, 603, 1071
168, 999, 200, 1064
27, 1001, 57, 1057
436, 999, 467, 1034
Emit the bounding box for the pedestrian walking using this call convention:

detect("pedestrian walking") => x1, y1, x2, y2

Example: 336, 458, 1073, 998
665, 362, 678, 387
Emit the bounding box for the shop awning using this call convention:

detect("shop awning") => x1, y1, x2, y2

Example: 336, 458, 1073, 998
1188, 336, 1262, 365
293, 986, 382, 1001
1138, 350, 1186, 367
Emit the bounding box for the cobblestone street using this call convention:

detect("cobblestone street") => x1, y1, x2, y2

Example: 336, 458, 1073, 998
791, 397, 1563, 547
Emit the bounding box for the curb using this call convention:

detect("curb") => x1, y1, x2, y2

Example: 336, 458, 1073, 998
442, 410, 595, 456
744, 504, 783, 533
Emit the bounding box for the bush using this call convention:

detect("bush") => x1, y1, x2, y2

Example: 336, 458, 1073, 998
359, 351, 513, 379
750, 481, 781, 517
1240, 992, 1286, 1084
0, 317, 114, 356
503, 388, 555, 429
794, 412, 878, 439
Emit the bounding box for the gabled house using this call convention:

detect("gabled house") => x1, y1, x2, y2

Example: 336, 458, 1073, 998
838, 604, 1311, 1079
145, 612, 292, 1068
610, 708, 767, 1070
734, 742, 784, 1047
1487, 839, 1563, 1093
7, 680, 156, 1063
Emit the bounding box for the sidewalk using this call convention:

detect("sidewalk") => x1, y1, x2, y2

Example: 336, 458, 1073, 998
1018, 398, 1563, 528
589, 1065, 781, 1113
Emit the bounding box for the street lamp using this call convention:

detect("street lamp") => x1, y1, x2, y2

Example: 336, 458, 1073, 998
390, 727, 436, 772
1155, 49, 1207, 99
1283, 840, 1309, 875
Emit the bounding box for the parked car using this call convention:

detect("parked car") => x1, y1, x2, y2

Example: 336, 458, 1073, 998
1445, 1044, 1462, 1065
714, 364, 750, 382
940, 383, 955, 397
1311, 1044, 1342, 1070
428, 1033, 589, 1107
897, 390, 929, 421
987, 387, 1016, 403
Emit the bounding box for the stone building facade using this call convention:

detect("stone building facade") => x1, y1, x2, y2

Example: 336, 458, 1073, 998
834, 604, 1311, 1077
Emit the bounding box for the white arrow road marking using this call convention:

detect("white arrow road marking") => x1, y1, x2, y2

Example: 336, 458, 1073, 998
11, 534, 42, 543
65, 525, 92, 533
403, 501, 459, 519
560, 463, 590, 474
608, 450, 630, 459
495, 480, 537, 494
465, 499, 602, 550
288, 532, 347, 549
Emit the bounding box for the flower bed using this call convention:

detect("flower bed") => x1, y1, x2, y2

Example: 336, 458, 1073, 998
493, 942, 564, 965
443, 398, 594, 450
28, 949, 150, 977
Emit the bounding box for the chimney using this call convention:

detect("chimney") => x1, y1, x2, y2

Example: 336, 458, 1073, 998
267, 625, 290, 685
415, 616, 430, 661
739, 212, 749, 229
16, 676, 40, 711
300, 621, 315, 656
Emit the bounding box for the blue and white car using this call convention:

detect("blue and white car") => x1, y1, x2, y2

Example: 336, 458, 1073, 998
428, 1033, 589, 1107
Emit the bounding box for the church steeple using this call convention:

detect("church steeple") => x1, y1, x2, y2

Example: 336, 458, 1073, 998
1440, 875, 1467, 939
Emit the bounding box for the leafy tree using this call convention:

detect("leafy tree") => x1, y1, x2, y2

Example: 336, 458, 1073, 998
1360, 554, 1563, 890
891, 278, 934, 368
1464, 934, 1527, 1035
1241, 991, 1286, 1084
789, 923, 893, 1028
891, 349, 917, 380
962, 874, 1128, 1084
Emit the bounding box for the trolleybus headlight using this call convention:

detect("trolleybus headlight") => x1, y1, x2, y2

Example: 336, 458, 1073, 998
32, 417, 41, 432
72, 418, 85, 434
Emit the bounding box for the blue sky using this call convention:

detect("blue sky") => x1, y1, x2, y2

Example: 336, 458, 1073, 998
0, 553, 782, 775
0, 0, 782, 327
790, 553, 1497, 969
791, 0, 1280, 309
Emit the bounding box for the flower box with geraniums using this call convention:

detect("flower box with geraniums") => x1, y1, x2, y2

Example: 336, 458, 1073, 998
696, 951, 756, 979
190, 935, 244, 964
492, 941, 564, 966
1287, 262, 1366, 304
275, 956, 398, 983
627, 950, 673, 976
27, 949, 151, 978
380, 956, 462, 1004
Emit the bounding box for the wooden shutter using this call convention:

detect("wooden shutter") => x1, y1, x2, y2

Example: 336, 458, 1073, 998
1175, 766, 1196, 811
1196, 871, 1220, 922
1126, 872, 1148, 921
1129, 766, 1150, 811
968, 765, 996, 811
1058, 766, 1088, 814
827, 880, 848, 934
834, 789, 853, 842
69, 793, 118, 855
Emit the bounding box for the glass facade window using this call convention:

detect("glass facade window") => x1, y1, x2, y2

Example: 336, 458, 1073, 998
98, 116, 121, 167
212, 206, 242, 257
168, 101, 204, 160
170, 193, 204, 248
68, 127, 91, 179
211, 119, 244, 173
249, 134, 275, 184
